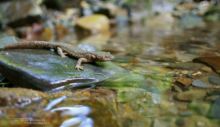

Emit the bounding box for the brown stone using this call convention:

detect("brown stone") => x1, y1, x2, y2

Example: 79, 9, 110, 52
176, 77, 192, 87
75, 14, 110, 39
193, 56, 220, 74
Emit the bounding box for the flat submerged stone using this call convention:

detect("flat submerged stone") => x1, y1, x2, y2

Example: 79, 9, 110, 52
0, 49, 117, 91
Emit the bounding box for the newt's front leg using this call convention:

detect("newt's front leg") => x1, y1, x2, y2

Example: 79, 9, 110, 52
75, 58, 90, 70
57, 47, 66, 58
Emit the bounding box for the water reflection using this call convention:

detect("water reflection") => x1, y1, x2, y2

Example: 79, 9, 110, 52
44, 95, 67, 111
45, 96, 93, 127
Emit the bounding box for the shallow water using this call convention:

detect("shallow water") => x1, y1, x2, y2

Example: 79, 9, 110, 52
1, 21, 220, 127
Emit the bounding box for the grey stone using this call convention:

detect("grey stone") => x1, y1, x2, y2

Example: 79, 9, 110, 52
208, 75, 220, 86
192, 79, 210, 88
0, 49, 118, 91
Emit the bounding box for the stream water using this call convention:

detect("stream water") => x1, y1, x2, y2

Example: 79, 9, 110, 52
0, 12, 220, 127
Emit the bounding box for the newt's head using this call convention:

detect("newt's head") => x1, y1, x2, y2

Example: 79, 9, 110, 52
94, 52, 114, 61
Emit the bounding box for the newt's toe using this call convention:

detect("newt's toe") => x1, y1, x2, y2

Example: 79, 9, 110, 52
75, 65, 84, 71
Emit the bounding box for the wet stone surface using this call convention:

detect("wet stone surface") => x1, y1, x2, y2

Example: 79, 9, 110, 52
0, 88, 46, 107
174, 89, 207, 102
193, 56, 220, 74
209, 98, 220, 119
0, 0, 42, 27
208, 74, 220, 86
0, 49, 117, 91
192, 79, 210, 89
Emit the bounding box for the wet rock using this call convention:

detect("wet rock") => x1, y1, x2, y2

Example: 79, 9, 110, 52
179, 111, 193, 117
175, 77, 192, 87
50, 88, 120, 127
188, 101, 210, 116
174, 1, 211, 17
153, 118, 173, 127
205, 95, 220, 102
0, 88, 121, 127
208, 98, 220, 119
180, 115, 218, 127
0, 88, 46, 107
174, 2, 196, 14
75, 14, 110, 39
43, 0, 94, 11
0, 73, 5, 82
204, 5, 220, 22
197, 1, 212, 15
0, 35, 19, 48
179, 13, 205, 29
146, 13, 175, 31
192, 79, 210, 88
205, 90, 220, 101
175, 118, 185, 127
79, 33, 111, 50
93, 6, 115, 19
208, 74, 220, 86
0, 0, 43, 27
42, 0, 81, 10
172, 85, 183, 93
80, 1, 113, 18
193, 56, 220, 74
166, 62, 204, 70
174, 89, 207, 102
0, 49, 118, 91
42, 0, 64, 10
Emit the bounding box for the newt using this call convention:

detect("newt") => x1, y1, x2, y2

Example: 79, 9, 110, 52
2, 41, 114, 70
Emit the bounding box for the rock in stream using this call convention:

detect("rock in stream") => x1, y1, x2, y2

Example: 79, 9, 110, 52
0, 49, 118, 91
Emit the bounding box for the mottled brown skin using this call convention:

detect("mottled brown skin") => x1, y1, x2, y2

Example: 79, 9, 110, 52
2, 41, 114, 70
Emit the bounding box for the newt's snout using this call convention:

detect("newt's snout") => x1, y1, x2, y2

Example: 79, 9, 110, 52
95, 52, 114, 61
103, 52, 114, 61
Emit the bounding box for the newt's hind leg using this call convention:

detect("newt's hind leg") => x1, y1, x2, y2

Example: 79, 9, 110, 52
57, 47, 66, 58
75, 58, 90, 70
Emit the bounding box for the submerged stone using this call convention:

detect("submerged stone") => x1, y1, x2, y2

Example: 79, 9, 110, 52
75, 14, 110, 33
208, 98, 220, 119
208, 74, 220, 86
166, 62, 203, 70
0, 88, 121, 127
175, 77, 192, 87
179, 115, 218, 127
0, 49, 118, 91
179, 13, 205, 29
0, 35, 18, 48
204, 5, 220, 22
0, 0, 42, 27
0, 88, 46, 107
192, 79, 210, 88
193, 56, 220, 74
75, 14, 110, 39
174, 89, 207, 102
188, 101, 210, 116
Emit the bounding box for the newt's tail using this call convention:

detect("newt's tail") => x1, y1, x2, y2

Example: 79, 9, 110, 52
3, 41, 57, 50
